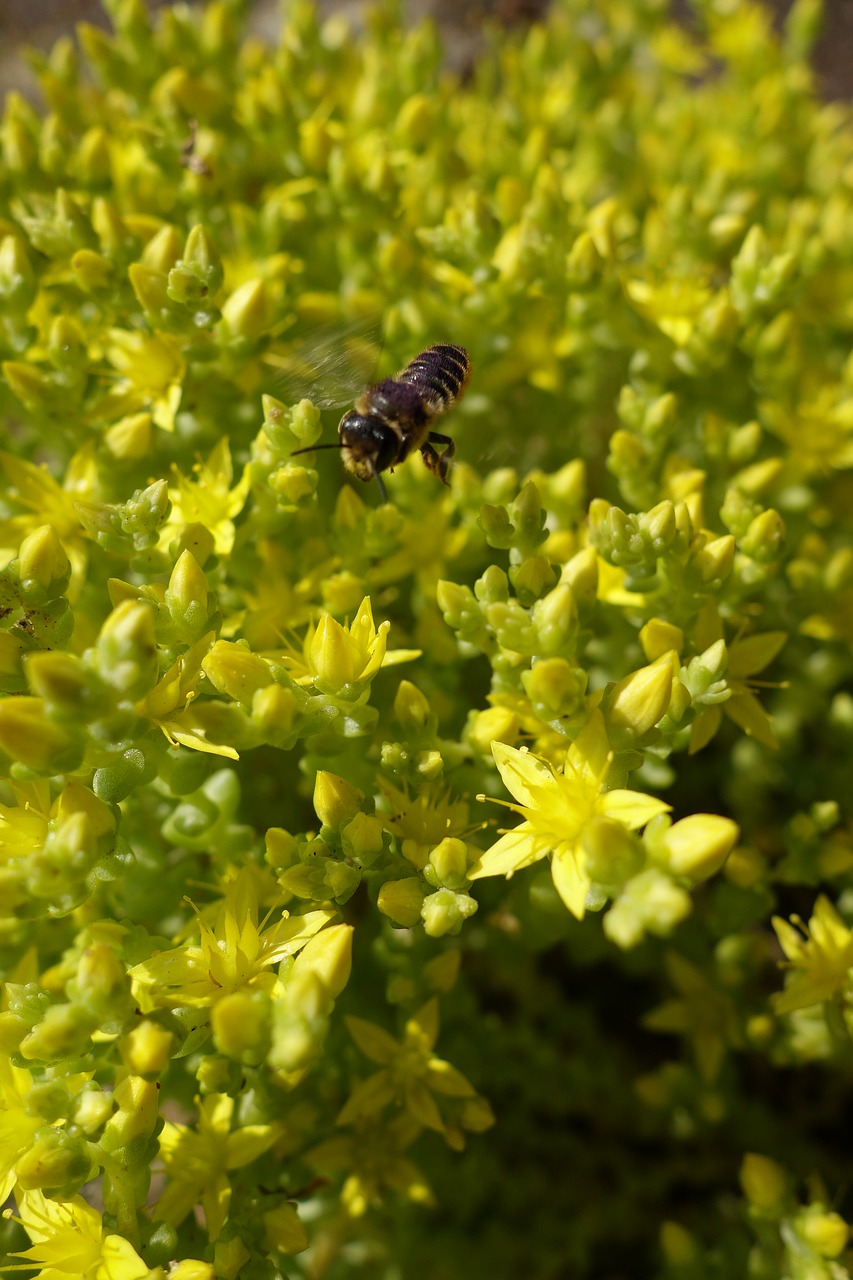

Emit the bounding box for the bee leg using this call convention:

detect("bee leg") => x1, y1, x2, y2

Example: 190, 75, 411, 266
424, 433, 456, 485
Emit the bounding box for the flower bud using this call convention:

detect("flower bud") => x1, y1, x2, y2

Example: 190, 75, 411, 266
142, 224, 181, 273
421, 887, 478, 937
474, 564, 509, 604
467, 706, 520, 755
74, 943, 128, 1016
19, 1002, 95, 1061
170, 1263, 216, 1280
531, 583, 577, 652
313, 770, 363, 829
522, 657, 586, 716
428, 837, 469, 888
566, 230, 602, 286
165, 550, 208, 635
378, 877, 426, 927
582, 817, 644, 885
290, 923, 353, 999
15, 1129, 93, 1191
639, 619, 684, 661
307, 613, 356, 692
120, 1019, 173, 1076
97, 599, 158, 697
692, 534, 735, 585
0, 234, 36, 310
394, 679, 432, 733
72, 1088, 113, 1134
104, 411, 152, 460
608, 652, 676, 736
212, 991, 271, 1061
220, 278, 269, 340
71, 244, 112, 294
252, 683, 299, 738
741, 508, 785, 562
128, 263, 173, 324
203, 641, 271, 703
644, 501, 676, 548
101, 1074, 159, 1148
602, 869, 691, 949
795, 1207, 850, 1258
659, 1222, 697, 1265
16, 525, 71, 599
662, 814, 739, 880
559, 547, 598, 609
0, 696, 80, 773
263, 1203, 309, 1255
478, 503, 515, 549
270, 463, 316, 505
341, 812, 384, 862
740, 1152, 787, 1210
437, 579, 477, 626
213, 1239, 250, 1280
510, 554, 557, 605
265, 826, 298, 869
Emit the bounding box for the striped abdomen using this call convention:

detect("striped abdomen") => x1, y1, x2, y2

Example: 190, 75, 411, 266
396, 344, 471, 417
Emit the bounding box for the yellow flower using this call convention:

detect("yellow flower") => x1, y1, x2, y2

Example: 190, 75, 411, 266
624, 274, 713, 346
0, 449, 95, 592
6, 1189, 148, 1279
138, 631, 238, 759
307, 1115, 434, 1217
471, 710, 670, 918
162, 438, 250, 558
379, 780, 473, 870
282, 597, 420, 697
643, 952, 741, 1082
154, 1093, 280, 1241
101, 327, 185, 432
129, 866, 335, 1010
0, 1059, 40, 1200
690, 629, 787, 752
337, 998, 482, 1138
772, 895, 853, 1015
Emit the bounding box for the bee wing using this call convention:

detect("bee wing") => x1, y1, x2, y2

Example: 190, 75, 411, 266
263, 315, 384, 410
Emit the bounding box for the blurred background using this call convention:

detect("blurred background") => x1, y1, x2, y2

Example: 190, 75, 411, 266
3, 0, 853, 100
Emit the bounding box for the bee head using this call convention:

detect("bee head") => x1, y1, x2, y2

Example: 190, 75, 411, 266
338, 411, 398, 482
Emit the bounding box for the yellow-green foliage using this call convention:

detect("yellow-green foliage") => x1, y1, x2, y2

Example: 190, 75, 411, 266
2, 0, 853, 1275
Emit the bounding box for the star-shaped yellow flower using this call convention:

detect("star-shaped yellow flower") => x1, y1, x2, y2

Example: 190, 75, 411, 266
470, 710, 670, 918
129, 866, 335, 1011
154, 1093, 280, 1241
337, 998, 486, 1140
772, 895, 853, 1015
6, 1189, 148, 1280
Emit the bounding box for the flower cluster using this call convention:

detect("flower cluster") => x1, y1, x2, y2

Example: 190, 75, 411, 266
3, 0, 853, 1276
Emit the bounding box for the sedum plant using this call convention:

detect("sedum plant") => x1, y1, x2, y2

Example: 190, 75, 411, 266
2, 0, 853, 1275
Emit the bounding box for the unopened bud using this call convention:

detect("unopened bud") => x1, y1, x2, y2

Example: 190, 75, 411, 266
609, 653, 676, 736
378, 877, 426, 927
740, 1153, 787, 1210
663, 813, 739, 880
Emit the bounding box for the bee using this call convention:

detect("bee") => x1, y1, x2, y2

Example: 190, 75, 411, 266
291, 343, 471, 502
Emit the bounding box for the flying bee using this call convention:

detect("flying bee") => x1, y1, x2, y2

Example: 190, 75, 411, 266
291, 343, 471, 502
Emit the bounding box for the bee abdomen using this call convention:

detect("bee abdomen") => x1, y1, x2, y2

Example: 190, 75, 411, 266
397, 344, 471, 413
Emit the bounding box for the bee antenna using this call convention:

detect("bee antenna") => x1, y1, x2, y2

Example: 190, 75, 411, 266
290, 442, 348, 457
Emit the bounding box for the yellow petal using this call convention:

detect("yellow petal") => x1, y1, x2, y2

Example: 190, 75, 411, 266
345, 1016, 398, 1064
727, 631, 787, 677
467, 825, 549, 879
600, 789, 670, 829
724, 691, 778, 748
491, 741, 556, 808
550, 841, 590, 919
